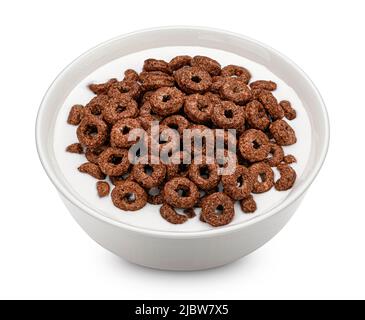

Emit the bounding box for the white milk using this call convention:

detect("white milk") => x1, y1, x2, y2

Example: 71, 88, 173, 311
53, 47, 311, 233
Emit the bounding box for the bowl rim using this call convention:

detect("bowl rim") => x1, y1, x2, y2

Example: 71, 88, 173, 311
35, 26, 330, 239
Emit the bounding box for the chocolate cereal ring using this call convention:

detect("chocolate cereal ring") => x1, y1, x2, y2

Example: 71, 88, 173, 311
283, 154, 297, 164
279, 100, 297, 120
184, 93, 213, 124
221, 65, 251, 84
110, 118, 141, 148
168, 55, 192, 71
210, 76, 225, 93
239, 129, 270, 162
245, 100, 270, 130
67, 104, 84, 125
146, 185, 165, 205
258, 91, 284, 120
76, 116, 108, 148
102, 95, 138, 124
160, 203, 188, 224
123, 69, 139, 82
85, 145, 108, 164
249, 80, 277, 91
249, 162, 274, 193
220, 78, 252, 105
201, 192, 235, 227
143, 58, 171, 74
240, 195, 257, 213
188, 157, 220, 190
84, 95, 109, 119
269, 119, 297, 146
78, 162, 106, 180
150, 87, 184, 116
175, 66, 212, 94
89, 78, 118, 95
108, 80, 141, 100
222, 165, 253, 200
66, 143, 83, 154
265, 143, 284, 167
98, 147, 130, 176
275, 164, 296, 191
111, 181, 147, 211
163, 177, 199, 208
191, 55, 221, 76
161, 115, 190, 136
139, 71, 175, 91
131, 161, 166, 189
212, 100, 245, 130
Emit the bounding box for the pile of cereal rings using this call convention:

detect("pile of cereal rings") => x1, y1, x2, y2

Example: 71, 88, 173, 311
66, 55, 298, 227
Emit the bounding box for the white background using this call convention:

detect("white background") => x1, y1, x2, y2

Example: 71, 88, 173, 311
0, 0, 364, 300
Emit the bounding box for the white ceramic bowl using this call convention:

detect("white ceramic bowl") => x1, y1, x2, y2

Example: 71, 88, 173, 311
36, 27, 329, 271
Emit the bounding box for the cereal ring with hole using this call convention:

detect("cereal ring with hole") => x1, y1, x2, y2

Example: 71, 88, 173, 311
108, 80, 141, 100
191, 55, 221, 76
269, 119, 297, 146
240, 195, 257, 213
66, 143, 83, 154
211, 100, 245, 130
76, 116, 108, 148
168, 55, 192, 71
131, 161, 166, 189
275, 164, 296, 191
111, 181, 147, 211
96, 181, 110, 197
201, 192, 235, 227
163, 177, 199, 209
150, 87, 184, 116
221, 65, 251, 84
188, 157, 220, 191
98, 147, 130, 176
67, 104, 84, 125
220, 78, 252, 104
249, 80, 277, 91
239, 129, 270, 162
139, 71, 175, 91
102, 95, 138, 124
265, 142, 284, 167
161, 115, 190, 136
258, 91, 284, 120
249, 162, 274, 193
279, 100, 297, 120
84, 95, 109, 119
160, 203, 188, 224
123, 69, 139, 82
184, 94, 213, 124
245, 100, 270, 130
143, 58, 171, 74
88, 78, 118, 95
78, 162, 106, 180
175, 66, 212, 94
110, 118, 141, 148
222, 165, 253, 200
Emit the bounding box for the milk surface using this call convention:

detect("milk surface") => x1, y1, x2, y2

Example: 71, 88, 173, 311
53, 46, 311, 233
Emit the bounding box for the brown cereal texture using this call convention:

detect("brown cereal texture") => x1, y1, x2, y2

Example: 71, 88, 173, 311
201, 192, 235, 227
96, 181, 110, 197
240, 195, 257, 214
66, 143, 83, 154
111, 181, 147, 211
66, 54, 299, 227
78, 162, 106, 180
